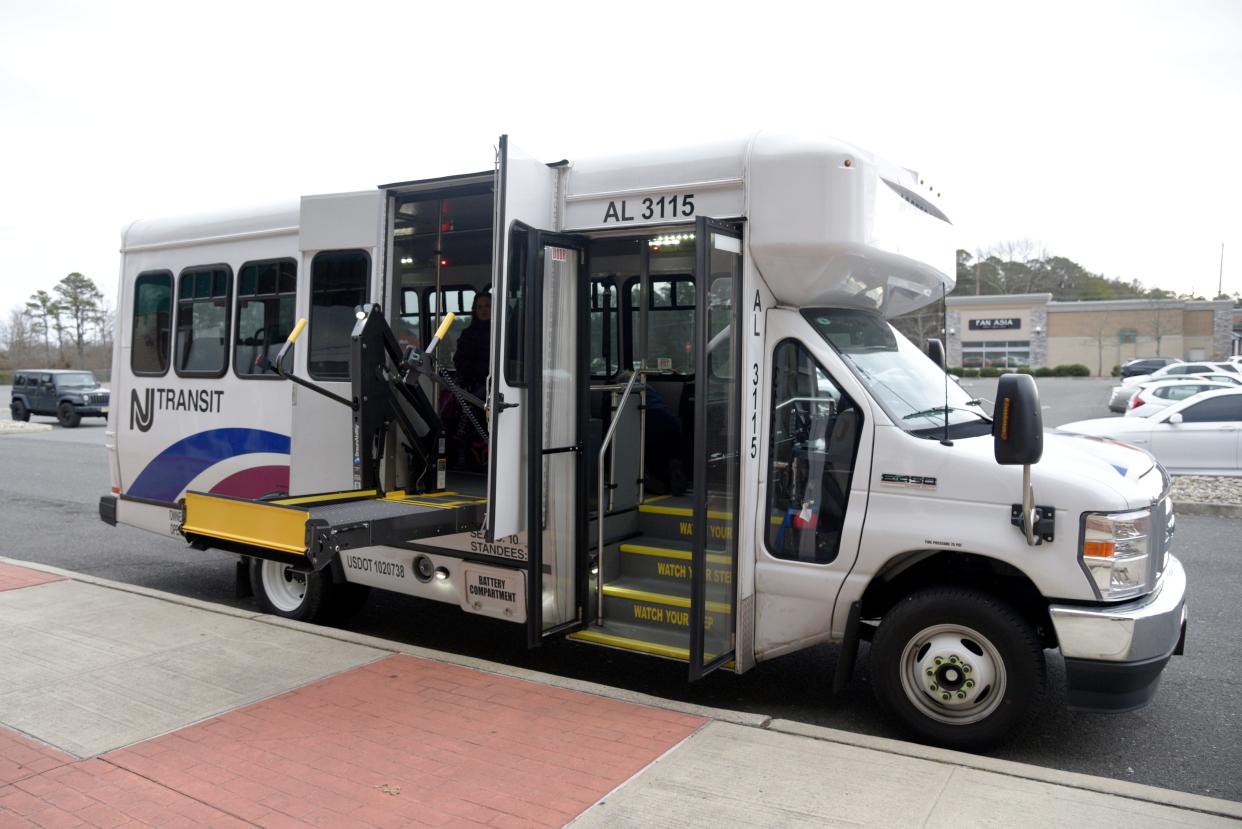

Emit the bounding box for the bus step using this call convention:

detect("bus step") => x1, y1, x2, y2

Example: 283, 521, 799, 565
637, 497, 733, 542
618, 540, 733, 589
566, 618, 734, 669
599, 578, 731, 641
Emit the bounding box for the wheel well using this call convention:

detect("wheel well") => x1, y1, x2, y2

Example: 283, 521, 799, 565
859, 551, 1057, 649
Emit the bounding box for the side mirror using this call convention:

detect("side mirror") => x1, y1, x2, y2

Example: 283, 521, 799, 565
926, 338, 946, 371
993, 373, 1043, 465
994, 373, 1048, 547
1168, 412, 1183, 425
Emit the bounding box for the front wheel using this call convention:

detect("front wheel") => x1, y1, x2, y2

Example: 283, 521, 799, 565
250, 558, 332, 622
870, 587, 1046, 751
10, 400, 29, 422
57, 402, 81, 428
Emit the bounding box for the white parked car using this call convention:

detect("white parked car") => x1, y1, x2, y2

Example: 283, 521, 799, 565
1063, 387, 1242, 474
1124, 379, 1234, 417
1108, 364, 1240, 411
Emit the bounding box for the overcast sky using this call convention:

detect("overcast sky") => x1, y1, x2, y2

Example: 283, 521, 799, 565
1, 0, 1239, 318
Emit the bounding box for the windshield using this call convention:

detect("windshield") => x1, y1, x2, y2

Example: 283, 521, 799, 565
804, 308, 989, 434
54, 372, 97, 388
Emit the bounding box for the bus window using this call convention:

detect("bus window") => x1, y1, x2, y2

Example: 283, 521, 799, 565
627, 276, 695, 375
235, 259, 296, 378
132, 271, 173, 376
426, 286, 476, 366
590, 280, 619, 378
309, 250, 369, 381
175, 266, 231, 377
765, 339, 860, 564
399, 288, 421, 352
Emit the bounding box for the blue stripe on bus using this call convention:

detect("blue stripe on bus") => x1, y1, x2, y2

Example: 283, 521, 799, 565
127, 428, 291, 503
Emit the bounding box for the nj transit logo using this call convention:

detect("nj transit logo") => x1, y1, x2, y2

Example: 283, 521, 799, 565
131, 388, 154, 432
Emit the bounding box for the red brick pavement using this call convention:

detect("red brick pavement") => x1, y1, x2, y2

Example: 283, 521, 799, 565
0, 564, 63, 594
2, 654, 705, 828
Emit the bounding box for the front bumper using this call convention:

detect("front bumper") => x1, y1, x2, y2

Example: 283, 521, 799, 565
1048, 555, 1187, 711
1108, 386, 1135, 411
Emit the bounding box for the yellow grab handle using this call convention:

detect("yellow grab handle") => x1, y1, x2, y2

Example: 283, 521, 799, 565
287, 318, 308, 344
433, 312, 456, 342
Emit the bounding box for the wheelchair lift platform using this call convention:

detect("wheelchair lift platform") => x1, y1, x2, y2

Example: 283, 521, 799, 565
180, 488, 486, 571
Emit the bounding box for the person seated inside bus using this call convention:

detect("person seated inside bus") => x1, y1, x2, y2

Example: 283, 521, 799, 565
450, 292, 491, 470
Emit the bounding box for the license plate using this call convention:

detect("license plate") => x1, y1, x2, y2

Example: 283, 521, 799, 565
100, 406, 109, 413
461, 565, 525, 623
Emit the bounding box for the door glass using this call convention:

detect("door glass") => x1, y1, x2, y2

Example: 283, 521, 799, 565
765, 341, 862, 563
695, 227, 741, 672
1179, 396, 1242, 422
539, 243, 580, 630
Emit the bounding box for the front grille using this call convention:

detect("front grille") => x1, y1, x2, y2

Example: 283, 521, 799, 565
1149, 496, 1172, 587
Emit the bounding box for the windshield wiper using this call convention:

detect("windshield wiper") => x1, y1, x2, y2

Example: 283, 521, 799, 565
902, 405, 989, 422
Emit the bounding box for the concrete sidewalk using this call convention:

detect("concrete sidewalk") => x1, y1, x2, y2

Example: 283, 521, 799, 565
0, 558, 1238, 829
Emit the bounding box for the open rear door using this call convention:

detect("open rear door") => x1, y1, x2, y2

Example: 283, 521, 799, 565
689, 217, 744, 679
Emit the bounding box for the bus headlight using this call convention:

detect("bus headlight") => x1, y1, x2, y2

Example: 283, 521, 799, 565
1081, 509, 1151, 601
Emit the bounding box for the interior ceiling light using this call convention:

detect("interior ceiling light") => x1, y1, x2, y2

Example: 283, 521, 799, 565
647, 233, 695, 248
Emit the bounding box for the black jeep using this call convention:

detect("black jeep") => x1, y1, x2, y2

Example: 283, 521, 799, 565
9, 370, 110, 428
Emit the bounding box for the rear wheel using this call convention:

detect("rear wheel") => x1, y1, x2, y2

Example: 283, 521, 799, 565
250, 558, 331, 622
870, 587, 1046, 750
10, 400, 29, 422
57, 402, 81, 428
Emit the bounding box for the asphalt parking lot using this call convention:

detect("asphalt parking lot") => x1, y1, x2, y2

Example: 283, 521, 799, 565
2, 377, 1239, 802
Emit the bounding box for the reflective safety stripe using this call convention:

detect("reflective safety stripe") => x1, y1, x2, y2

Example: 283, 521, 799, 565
638, 503, 733, 521
619, 543, 731, 566
275, 490, 379, 506
603, 584, 731, 615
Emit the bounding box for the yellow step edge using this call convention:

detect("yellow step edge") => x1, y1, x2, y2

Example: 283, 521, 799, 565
603, 584, 732, 615
568, 630, 736, 669
619, 543, 732, 566
275, 489, 379, 506
567, 629, 690, 661
639, 504, 734, 520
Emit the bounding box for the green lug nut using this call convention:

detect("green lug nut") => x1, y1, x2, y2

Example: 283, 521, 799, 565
929, 683, 938, 691
926, 667, 935, 676
956, 691, 967, 699
934, 657, 943, 665
941, 692, 951, 701
962, 664, 972, 674
965, 680, 975, 689
949, 656, 959, 665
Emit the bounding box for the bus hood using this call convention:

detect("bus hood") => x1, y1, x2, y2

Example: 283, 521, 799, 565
1036, 430, 1164, 508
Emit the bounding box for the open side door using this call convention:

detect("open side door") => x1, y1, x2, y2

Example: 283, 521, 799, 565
689, 216, 744, 679
488, 137, 589, 646
487, 136, 555, 541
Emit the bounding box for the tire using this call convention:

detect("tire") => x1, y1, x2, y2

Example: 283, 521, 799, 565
870, 587, 1046, 751
249, 558, 333, 622
10, 400, 29, 422
57, 402, 81, 428
332, 583, 372, 621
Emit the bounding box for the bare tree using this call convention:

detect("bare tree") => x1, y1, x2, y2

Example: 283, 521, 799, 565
1091, 309, 1115, 376
25, 290, 58, 364
1149, 299, 1172, 357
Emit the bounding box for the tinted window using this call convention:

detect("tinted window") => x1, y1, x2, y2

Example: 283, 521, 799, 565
765, 340, 862, 564
309, 250, 369, 381
235, 259, 297, 378
1180, 395, 1242, 423
13, 375, 25, 387
175, 266, 231, 376
132, 271, 173, 375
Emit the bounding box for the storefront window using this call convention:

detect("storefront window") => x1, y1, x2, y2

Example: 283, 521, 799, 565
961, 340, 1030, 368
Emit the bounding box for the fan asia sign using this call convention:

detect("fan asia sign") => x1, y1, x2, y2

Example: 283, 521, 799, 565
968, 318, 1021, 331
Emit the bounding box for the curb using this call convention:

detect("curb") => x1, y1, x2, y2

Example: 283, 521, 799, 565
4, 555, 1240, 820
1172, 500, 1242, 519
0, 422, 53, 434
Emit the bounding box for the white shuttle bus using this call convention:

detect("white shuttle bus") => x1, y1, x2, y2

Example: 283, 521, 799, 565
101, 132, 1187, 748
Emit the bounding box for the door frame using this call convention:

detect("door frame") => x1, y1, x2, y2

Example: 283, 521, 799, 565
519, 226, 591, 647
689, 216, 745, 679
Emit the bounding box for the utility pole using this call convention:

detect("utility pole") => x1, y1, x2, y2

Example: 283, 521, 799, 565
1219, 243, 1226, 298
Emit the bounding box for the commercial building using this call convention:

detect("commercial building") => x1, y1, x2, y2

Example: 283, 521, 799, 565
945, 294, 1235, 375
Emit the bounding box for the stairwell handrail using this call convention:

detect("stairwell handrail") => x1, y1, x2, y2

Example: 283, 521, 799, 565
596, 367, 663, 624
